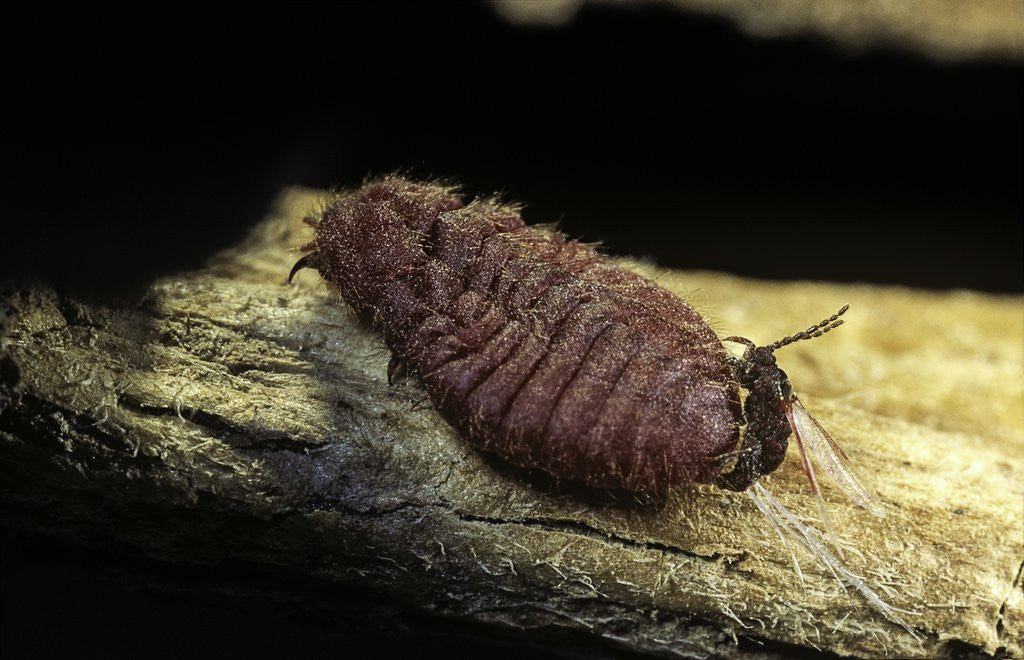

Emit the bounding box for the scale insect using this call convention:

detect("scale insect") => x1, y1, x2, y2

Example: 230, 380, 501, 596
290, 175, 918, 637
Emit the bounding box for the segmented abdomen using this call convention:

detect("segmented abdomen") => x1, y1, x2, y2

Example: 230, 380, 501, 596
309, 177, 741, 493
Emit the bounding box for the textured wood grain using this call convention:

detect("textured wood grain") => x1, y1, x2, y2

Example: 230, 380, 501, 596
1, 187, 1020, 658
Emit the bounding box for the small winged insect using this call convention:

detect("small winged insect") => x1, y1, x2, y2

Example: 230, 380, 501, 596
725, 323, 918, 637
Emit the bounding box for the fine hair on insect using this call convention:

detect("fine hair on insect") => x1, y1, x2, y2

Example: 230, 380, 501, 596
289, 175, 920, 640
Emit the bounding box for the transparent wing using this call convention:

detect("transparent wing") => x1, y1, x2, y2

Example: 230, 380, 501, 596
790, 395, 885, 518
747, 483, 921, 640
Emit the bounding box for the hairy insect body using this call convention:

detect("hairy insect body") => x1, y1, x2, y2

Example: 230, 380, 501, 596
294, 177, 795, 493
715, 344, 794, 490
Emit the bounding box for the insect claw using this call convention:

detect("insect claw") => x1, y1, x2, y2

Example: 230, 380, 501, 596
387, 354, 407, 385
288, 254, 317, 284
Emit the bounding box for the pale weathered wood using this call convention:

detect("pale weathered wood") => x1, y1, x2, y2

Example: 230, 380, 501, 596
1, 188, 1020, 658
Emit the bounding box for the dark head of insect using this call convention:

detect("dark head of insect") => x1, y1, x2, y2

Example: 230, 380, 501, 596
713, 305, 849, 492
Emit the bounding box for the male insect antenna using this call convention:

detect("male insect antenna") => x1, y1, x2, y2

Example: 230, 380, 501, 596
769, 305, 849, 351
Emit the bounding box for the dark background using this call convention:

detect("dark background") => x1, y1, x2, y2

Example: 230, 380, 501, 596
2, 2, 1021, 658
2, 2, 1021, 299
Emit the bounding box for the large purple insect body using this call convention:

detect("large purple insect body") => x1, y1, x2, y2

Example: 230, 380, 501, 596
291, 176, 914, 635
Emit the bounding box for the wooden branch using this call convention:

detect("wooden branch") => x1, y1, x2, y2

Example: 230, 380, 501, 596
495, 0, 1024, 62
1, 188, 1020, 658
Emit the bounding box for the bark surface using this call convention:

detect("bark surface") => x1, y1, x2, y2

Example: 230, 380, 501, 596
1, 188, 1021, 658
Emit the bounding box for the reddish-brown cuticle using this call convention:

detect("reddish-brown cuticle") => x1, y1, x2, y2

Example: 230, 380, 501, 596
302, 176, 745, 494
